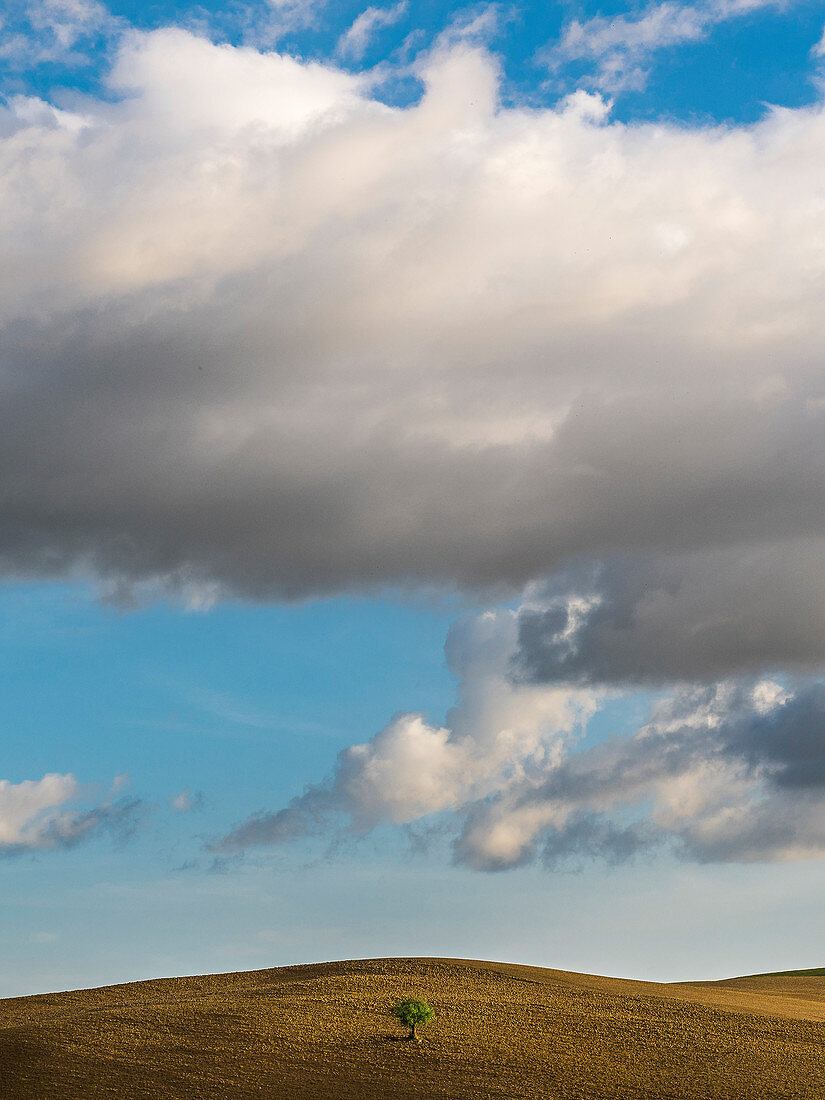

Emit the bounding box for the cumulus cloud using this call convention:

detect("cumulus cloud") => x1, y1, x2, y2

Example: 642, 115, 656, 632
216, 608, 597, 852
337, 2, 407, 61
457, 678, 825, 869
0, 773, 144, 855
217, 599, 825, 871
549, 0, 788, 92
2, 27, 825, 621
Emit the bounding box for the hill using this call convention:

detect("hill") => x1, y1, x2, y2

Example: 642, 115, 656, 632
2, 956, 825, 1098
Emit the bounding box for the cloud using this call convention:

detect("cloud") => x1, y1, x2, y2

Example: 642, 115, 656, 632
0, 0, 114, 67
216, 592, 825, 872
456, 678, 825, 869
514, 543, 825, 686
0, 773, 144, 855
337, 2, 407, 62
244, 0, 328, 47
31, 0, 110, 52
7, 20, 824, 879
216, 608, 597, 852
2, 28, 825, 621
549, 0, 788, 92
170, 789, 203, 812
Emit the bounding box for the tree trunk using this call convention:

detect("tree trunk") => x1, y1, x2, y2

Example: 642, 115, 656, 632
409, 1023, 417, 1041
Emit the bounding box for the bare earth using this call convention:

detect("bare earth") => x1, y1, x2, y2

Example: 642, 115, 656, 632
2, 957, 825, 1098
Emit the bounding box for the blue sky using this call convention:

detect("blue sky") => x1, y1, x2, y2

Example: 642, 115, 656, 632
3, 0, 825, 997
4, 0, 825, 120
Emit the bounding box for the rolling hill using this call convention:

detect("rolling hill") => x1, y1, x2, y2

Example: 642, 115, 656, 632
3, 956, 825, 1098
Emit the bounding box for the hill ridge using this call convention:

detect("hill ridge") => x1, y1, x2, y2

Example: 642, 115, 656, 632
3, 955, 825, 1098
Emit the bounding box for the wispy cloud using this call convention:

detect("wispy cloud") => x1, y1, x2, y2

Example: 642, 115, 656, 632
548, 0, 789, 92
337, 2, 407, 62
0, 0, 115, 68
241, 0, 328, 48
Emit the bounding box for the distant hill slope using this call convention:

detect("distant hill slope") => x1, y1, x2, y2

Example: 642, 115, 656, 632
738, 966, 825, 978
3, 957, 825, 1098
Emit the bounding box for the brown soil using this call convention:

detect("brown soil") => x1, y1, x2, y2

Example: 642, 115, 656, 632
2, 956, 825, 1098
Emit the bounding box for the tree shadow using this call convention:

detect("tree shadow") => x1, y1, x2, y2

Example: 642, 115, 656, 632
380, 1033, 427, 1053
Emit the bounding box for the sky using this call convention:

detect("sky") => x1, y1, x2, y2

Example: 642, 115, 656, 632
2, 0, 825, 997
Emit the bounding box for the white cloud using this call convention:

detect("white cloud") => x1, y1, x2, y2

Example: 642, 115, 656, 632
5, 95, 92, 134
0, 773, 143, 854
550, 0, 788, 92
337, 2, 407, 62
0, 0, 114, 66
219, 595, 825, 872
217, 608, 597, 851
245, 0, 327, 47
32, 0, 109, 52
460, 674, 825, 869
171, 789, 201, 812
109, 28, 363, 137
332, 613, 594, 831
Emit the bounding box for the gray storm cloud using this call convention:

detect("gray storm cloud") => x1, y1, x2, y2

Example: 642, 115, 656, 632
2, 27, 825, 622
514, 543, 825, 686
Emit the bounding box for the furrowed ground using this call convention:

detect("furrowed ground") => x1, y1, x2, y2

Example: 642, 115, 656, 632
2, 957, 825, 1098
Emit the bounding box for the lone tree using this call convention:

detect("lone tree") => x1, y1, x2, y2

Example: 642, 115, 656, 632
390, 998, 435, 1042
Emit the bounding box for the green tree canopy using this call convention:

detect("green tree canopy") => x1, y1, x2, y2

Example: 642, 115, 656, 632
390, 998, 435, 1041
